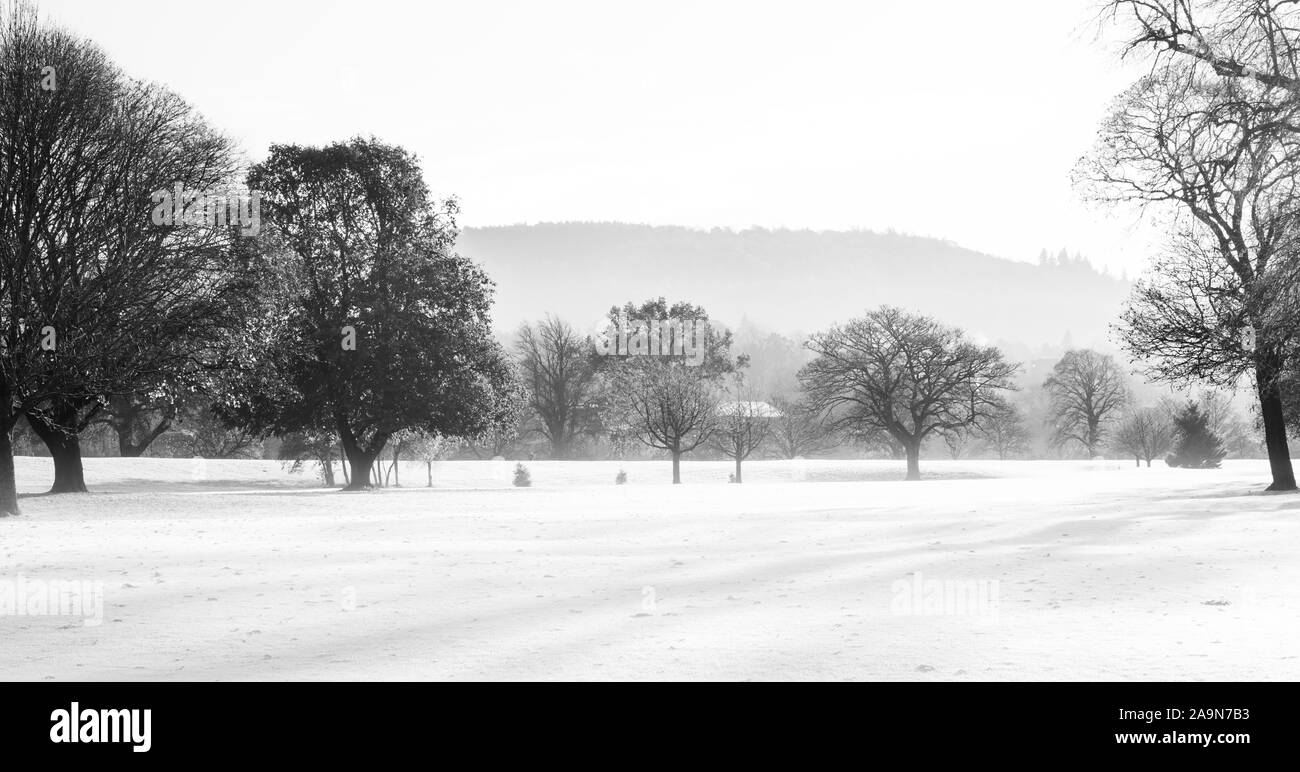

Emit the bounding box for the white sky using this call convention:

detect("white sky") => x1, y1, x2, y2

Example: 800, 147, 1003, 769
38, 0, 1161, 273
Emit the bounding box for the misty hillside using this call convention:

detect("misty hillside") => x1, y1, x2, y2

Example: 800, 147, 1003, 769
460, 223, 1132, 352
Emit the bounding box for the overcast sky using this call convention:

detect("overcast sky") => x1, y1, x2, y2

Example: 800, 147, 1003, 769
39, 0, 1159, 273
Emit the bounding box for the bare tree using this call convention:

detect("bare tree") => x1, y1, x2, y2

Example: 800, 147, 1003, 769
1101, 1, 1300, 94
515, 316, 601, 458
943, 428, 974, 460
1043, 350, 1129, 458
0, 2, 259, 501
1079, 55, 1300, 488
767, 395, 837, 459
463, 387, 525, 459
801, 306, 1019, 480
623, 364, 719, 484
710, 376, 777, 483
1112, 406, 1175, 466
980, 403, 1031, 460
602, 298, 737, 483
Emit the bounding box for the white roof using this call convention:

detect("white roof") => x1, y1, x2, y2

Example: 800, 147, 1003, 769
716, 401, 783, 418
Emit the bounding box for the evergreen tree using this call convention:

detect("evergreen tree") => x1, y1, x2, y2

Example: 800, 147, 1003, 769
1166, 403, 1227, 469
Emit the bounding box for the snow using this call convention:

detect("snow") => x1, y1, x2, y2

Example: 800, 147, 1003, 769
2, 455, 1298, 680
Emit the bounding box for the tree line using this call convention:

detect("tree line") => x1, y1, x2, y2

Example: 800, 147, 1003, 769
2, 1, 1297, 513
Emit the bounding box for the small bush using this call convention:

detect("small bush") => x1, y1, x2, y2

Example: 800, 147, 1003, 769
615, 469, 628, 485
512, 462, 532, 487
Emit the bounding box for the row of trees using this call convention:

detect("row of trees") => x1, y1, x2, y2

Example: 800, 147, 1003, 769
505, 313, 1269, 481
0, 5, 518, 512
510, 305, 1021, 482
5, 0, 1295, 501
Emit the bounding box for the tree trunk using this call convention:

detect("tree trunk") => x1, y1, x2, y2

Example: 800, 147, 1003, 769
427, 460, 433, 487
49, 442, 87, 493
342, 452, 375, 491
339, 433, 376, 491
905, 442, 921, 481
0, 426, 18, 516
734, 455, 742, 483
115, 417, 170, 458
671, 451, 682, 484
1135, 457, 1140, 467
27, 410, 89, 493
118, 432, 144, 458
320, 451, 336, 487
1257, 360, 1297, 491
337, 416, 390, 491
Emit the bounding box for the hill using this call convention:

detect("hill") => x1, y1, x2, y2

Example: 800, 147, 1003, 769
458, 223, 1131, 352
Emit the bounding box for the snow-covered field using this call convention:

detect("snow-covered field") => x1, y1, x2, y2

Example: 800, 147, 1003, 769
2, 455, 1299, 681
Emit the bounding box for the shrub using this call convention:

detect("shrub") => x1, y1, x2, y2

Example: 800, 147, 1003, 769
615, 469, 627, 485
512, 462, 532, 487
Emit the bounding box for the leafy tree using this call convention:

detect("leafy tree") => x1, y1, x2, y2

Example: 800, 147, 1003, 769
403, 431, 462, 487
95, 394, 182, 458
278, 430, 340, 486
155, 405, 263, 460
463, 385, 525, 459
227, 138, 516, 489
